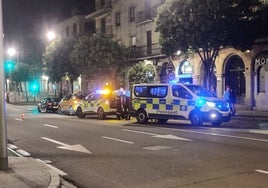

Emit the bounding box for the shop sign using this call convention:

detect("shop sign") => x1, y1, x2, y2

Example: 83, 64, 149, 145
255, 57, 268, 66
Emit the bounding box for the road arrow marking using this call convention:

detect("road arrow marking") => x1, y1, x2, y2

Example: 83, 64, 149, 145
122, 129, 192, 141
41, 137, 92, 154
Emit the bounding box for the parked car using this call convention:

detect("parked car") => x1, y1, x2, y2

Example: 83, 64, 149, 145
58, 94, 84, 115
37, 97, 61, 113
76, 90, 122, 119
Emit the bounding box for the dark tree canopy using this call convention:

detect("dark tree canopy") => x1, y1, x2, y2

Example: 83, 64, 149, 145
71, 35, 130, 80
43, 37, 80, 83
156, 0, 267, 88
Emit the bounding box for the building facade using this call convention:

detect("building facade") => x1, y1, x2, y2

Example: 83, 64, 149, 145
55, 0, 268, 110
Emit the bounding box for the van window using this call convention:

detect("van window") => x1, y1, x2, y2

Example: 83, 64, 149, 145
134, 86, 168, 98
172, 85, 192, 99
184, 85, 213, 97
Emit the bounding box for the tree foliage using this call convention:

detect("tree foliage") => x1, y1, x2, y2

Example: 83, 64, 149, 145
71, 35, 130, 81
42, 37, 80, 92
128, 63, 155, 85
155, 0, 267, 88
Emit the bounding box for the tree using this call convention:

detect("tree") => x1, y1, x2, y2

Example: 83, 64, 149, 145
43, 37, 80, 94
155, 0, 266, 88
128, 63, 155, 85
71, 35, 130, 88
10, 63, 31, 101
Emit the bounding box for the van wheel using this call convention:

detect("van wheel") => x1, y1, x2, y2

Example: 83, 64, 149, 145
211, 121, 222, 127
97, 107, 106, 119
190, 111, 203, 126
77, 107, 85, 118
136, 110, 148, 123
158, 119, 168, 124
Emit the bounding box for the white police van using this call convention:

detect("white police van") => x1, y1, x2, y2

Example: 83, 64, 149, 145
129, 83, 231, 126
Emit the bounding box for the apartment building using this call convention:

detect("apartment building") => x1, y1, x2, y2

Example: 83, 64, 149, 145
57, 0, 268, 110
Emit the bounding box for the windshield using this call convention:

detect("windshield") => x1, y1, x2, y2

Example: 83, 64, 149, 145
184, 85, 214, 97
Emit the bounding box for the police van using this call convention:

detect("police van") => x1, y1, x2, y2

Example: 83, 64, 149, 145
129, 83, 231, 126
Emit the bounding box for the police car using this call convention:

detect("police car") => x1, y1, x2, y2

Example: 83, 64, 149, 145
129, 83, 231, 126
76, 90, 118, 119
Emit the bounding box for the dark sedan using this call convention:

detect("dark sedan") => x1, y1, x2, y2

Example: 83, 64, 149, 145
37, 97, 61, 113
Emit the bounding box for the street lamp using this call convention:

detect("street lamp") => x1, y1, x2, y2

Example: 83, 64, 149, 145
47, 31, 56, 41
7, 47, 18, 63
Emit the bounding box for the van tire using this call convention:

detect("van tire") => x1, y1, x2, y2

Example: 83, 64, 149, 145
97, 107, 106, 119
190, 110, 203, 126
136, 110, 148, 123
77, 107, 85, 118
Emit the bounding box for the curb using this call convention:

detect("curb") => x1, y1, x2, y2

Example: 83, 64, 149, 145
8, 144, 62, 188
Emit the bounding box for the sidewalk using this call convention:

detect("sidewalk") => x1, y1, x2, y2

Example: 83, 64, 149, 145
0, 157, 60, 188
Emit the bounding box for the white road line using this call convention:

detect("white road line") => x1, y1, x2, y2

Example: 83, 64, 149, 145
122, 129, 157, 136
122, 129, 192, 141
43, 124, 58, 129
42, 137, 67, 146
162, 128, 268, 142
256, 169, 268, 175
102, 136, 134, 144
15, 118, 23, 121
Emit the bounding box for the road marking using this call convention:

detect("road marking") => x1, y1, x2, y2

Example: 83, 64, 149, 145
102, 136, 134, 144
15, 118, 23, 121
41, 137, 92, 154
43, 124, 58, 129
122, 129, 192, 141
16, 149, 31, 157
143, 145, 171, 151
200, 127, 268, 135
256, 169, 268, 175
162, 128, 268, 142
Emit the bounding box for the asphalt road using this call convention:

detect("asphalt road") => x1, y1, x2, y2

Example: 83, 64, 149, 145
6, 104, 268, 188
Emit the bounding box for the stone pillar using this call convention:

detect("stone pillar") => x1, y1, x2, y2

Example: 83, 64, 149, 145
216, 74, 223, 98
192, 74, 200, 85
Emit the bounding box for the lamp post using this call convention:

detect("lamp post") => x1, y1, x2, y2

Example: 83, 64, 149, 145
0, 0, 8, 170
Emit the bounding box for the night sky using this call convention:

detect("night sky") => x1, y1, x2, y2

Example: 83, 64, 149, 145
3, 0, 93, 52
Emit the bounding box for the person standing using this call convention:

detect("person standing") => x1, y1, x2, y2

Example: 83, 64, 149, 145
223, 85, 235, 115
210, 85, 217, 97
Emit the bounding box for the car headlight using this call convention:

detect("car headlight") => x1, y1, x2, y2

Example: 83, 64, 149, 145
206, 101, 216, 107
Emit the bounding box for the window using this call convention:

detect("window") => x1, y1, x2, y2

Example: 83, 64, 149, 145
129, 6, 135, 22
100, 0, 105, 8
115, 12, 121, 27
101, 18, 106, 33
131, 36, 136, 47
134, 86, 168, 98
146, 31, 152, 55
172, 85, 193, 99
66, 26, 69, 37
73, 23, 77, 35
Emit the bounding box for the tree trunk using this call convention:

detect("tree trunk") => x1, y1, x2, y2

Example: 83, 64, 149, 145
24, 81, 29, 102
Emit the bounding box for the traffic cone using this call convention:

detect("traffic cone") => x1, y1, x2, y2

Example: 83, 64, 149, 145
21, 113, 25, 120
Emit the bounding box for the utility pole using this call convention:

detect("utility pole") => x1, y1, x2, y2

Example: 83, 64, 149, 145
0, 0, 8, 170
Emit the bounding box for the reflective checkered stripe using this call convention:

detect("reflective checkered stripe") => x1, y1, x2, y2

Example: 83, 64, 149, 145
133, 98, 196, 113
83, 100, 111, 112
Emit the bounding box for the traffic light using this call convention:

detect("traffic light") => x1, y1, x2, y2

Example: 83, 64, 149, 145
4, 59, 15, 72
29, 81, 40, 93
